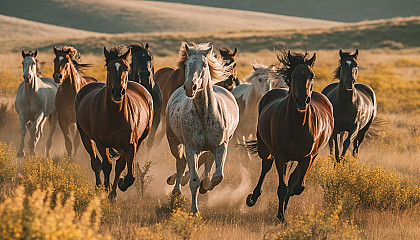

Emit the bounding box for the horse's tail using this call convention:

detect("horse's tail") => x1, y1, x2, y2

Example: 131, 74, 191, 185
366, 115, 386, 139
239, 140, 258, 156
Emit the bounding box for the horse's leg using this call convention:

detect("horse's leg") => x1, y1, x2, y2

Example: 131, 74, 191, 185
78, 126, 102, 187
332, 133, 340, 163
45, 112, 58, 158
201, 143, 227, 193
110, 154, 126, 200
96, 144, 111, 191
341, 127, 358, 160
154, 114, 166, 147
166, 126, 186, 195
72, 123, 81, 157
246, 132, 272, 206
28, 112, 45, 156
274, 154, 288, 222
353, 118, 374, 157
118, 144, 136, 191
146, 101, 162, 153
185, 146, 200, 214
181, 151, 210, 187
17, 116, 28, 158
199, 152, 215, 194
58, 118, 72, 158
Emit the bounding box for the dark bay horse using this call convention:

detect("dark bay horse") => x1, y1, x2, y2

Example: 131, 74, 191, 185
53, 46, 97, 157
321, 49, 377, 162
129, 42, 162, 152
75, 47, 153, 198
215, 47, 241, 91
246, 50, 334, 222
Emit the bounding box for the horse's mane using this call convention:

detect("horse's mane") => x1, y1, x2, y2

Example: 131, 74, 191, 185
104, 45, 131, 70
334, 51, 354, 79
178, 42, 229, 82
22, 50, 44, 77
219, 47, 233, 55
277, 49, 310, 87
55, 46, 91, 72
243, 63, 274, 83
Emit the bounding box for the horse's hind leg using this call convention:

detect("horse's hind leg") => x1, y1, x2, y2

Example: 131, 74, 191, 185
17, 116, 28, 158
166, 126, 186, 195
96, 144, 111, 191
111, 154, 126, 199
246, 133, 272, 207
78, 126, 102, 187
181, 151, 211, 188
58, 118, 72, 158
29, 112, 45, 156
201, 143, 227, 193
118, 144, 136, 192
73, 123, 81, 157
353, 118, 374, 156
342, 127, 358, 161
185, 146, 200, 214
45, 112, 58, 158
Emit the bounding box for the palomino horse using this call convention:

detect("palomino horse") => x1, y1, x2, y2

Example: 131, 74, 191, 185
321, 50, 376, 162
129, 42, 162, 152
166, 42, 239, 214
53, 46, 97, 157
75, 47, 153, 198
15, 50, 58, 157
215, 47, 241, 91
246, 50, 334, 221
232, 63, 286, 159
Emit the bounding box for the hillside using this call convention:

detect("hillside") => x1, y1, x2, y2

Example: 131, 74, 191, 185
0, 0, 341, 34
153, 0, 420, 22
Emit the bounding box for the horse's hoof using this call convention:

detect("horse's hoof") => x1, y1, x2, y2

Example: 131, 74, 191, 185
246, 194, 256, 207
17, 151, 24, 158
108, 192, 117, 202
167, 175, 176, 185
172, 189, 181, 196
118, 175, 135, 192
181, 174, 190, 186
199, 179, 208, 194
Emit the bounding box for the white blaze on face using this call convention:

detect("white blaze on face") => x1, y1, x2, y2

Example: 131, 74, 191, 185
115, 62, 121, 72
59, 56, 64, 61
346, 60, 352, 66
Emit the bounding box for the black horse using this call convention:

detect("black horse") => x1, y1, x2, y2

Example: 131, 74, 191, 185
129, 42, 163, 152
321, 49, 377, 162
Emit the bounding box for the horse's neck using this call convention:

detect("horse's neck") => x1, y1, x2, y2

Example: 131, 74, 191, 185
104, 88, 129, 119
244, 85, 260, 110
286, 91, 310, 127
63, 64, 83, 93
192, 75, 215, 116
338, 78, 355, 103
24, 77, 40, 94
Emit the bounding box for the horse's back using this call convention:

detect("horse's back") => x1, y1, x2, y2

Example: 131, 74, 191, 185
82, 76, 98, 84
321, 82, 339, 99
213, 85, 240, 127
258, 88, 289, 114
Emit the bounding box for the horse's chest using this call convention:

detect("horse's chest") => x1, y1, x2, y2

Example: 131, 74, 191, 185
180, 113, 225, 148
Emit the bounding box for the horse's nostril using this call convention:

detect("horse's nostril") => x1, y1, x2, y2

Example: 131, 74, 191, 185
306, 97, 311, 104
121, 88, 126, 95
59, 74, 62, 79
192, 84, 197, 91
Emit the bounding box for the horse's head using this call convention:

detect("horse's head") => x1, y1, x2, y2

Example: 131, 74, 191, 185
337, 49, 359, 90
291, 53, 316, 111
104, 47, 131, 102
130, 43, 153, 85
21, 50, 38, 84
219, 47, 237, 66
53, 47, 72, 84
250, 63, 277, 97
183, 43, 213, 98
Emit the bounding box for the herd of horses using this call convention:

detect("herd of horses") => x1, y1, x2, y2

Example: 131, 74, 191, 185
14, 42, 376, 222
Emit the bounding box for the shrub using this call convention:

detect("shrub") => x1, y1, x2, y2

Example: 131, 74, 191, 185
269, 206, 361, 240
308, 156, 420, 214
155, 194, 189, 220
0, 186, 110, 240
167, 208, 204, 240
135, 160, 154, 198
19, 156, 95, 213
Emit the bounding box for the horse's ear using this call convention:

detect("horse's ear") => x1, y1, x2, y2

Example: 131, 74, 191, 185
353, 49, 359, 59
145, 43, 149, 50
287, 50, 292, 59
307, 53, 316, 68
33, 50, 38, 58
53, 47, 58, 55
185, 42, 191, 57
232, 48, 238, 57
203, 46, 213, 57
339, 49, 344, 59
122, 48, 131, 61
252, 65, 257, 71
64, 49, 71, 55
21, 50, 26, 58
104, 47, 110, 60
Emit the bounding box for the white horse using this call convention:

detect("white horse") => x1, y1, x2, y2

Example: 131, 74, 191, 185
166, 42, 239, 214
231, 63, 286, 158
15, 50, 58, 157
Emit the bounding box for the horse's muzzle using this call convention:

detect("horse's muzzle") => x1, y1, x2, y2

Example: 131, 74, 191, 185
111, 87, 126, 102
184, 83, 197, 98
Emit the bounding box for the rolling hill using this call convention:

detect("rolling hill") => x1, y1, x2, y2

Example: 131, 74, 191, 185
0, 0, 341, 34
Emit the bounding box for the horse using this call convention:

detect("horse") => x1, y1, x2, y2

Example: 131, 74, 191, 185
232, 63, 286, 159
166, 42, 239, 214
129, 42, 162, 152
75, 46, 153, 199
245, 50, 334, 222
15, 50, 58, 158
53, 46, 98, 158
321, 49, 376, 163
215, 47, 241, 91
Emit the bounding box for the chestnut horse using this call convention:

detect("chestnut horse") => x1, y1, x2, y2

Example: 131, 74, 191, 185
129, 42, 162, 152
75, 47, 153, 198
53, 46, 97, 157
246, 50, 334, 222
322, 49, 376, 162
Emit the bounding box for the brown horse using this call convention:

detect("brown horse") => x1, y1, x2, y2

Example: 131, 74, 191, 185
245, 50, 334, 222
75, 47, 153, 198
215, 47, 241, 91
53, 46, 97, 157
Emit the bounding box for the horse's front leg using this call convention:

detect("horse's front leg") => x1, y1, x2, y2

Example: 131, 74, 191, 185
342, 126, 359, 160
110, 153, 126, 200
199, 152, 215, 194
118, 144, 136, 192
29, 112, 45, 156
45, 112, 58, 158
17, 116, 28, 158
185, 146, 200, 214
274, 154, 288, 222
201, 143, 227, 193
